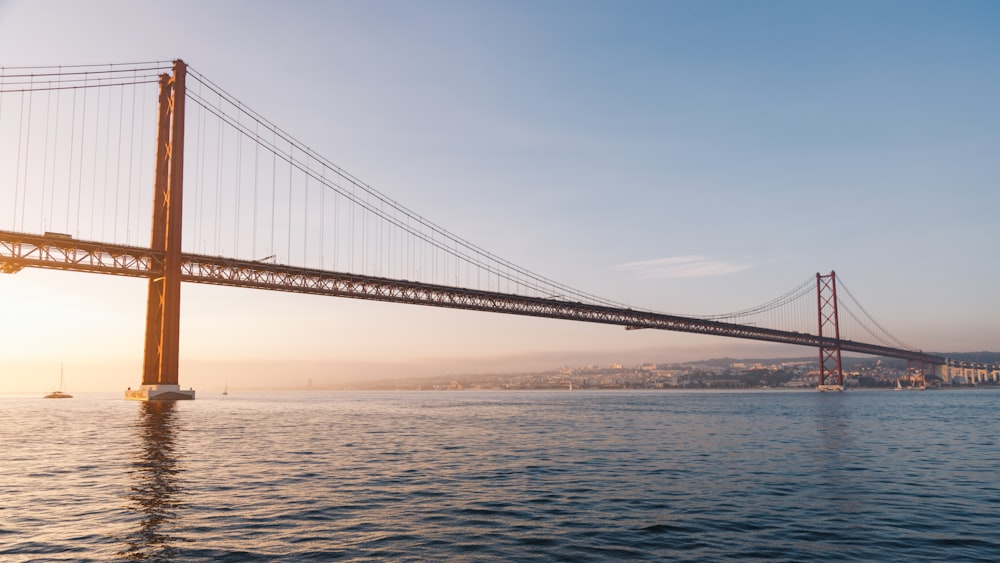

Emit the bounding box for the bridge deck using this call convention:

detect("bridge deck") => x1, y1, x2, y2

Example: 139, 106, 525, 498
0, 230, 944, 365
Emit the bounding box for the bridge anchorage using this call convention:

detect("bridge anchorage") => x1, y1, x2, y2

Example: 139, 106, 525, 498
0, 59, 945, 397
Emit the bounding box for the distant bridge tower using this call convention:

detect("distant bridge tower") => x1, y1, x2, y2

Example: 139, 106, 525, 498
816, 271, 844, 391
125, 60, 194, 401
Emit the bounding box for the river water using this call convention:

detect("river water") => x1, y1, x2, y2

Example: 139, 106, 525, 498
2, 389, 999, 561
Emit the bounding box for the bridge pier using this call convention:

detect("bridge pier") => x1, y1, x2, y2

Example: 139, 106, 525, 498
126, 60, 194, 401
126, 385, 196, 401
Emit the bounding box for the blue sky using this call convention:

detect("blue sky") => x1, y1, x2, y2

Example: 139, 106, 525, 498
1, 0, 998, 391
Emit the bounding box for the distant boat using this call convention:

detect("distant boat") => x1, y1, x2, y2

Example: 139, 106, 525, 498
895, 379, 904, 391
817, 384, 844, 392
223, 382, 228, 396
44, 364, 73, 399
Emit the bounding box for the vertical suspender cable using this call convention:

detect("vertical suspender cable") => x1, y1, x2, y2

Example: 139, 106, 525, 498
192, 81, 203, 252
51, 81, 62, 232
40, 84, 52, 231
100, 79, 112, 240
137, 80, 149, 245
0, 70, 7, 225
319, 167, 325, 269
19, 77, 34, 232
234, 107, 242, 256
13, 89, 24, 228
349, 171, 355, 272
89, 79, 101, 239
252, 121, 259, 260
270, 129, 276, 258
363, 179, 370, 273
113, 83, 125, 241
304, 154, 309, 265
65, 80, 77, 234
334, 172, 340, 270
126, 71, 138, 244
287, 143, 293, 264
214, 95, 224, 254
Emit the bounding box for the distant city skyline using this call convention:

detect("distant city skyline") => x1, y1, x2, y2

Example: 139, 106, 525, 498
1, 0, 998, 392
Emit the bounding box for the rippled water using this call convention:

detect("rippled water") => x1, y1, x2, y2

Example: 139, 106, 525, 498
2, 389, 1000, 561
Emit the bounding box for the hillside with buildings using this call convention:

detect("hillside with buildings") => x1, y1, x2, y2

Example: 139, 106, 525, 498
349, 354, 1000, 391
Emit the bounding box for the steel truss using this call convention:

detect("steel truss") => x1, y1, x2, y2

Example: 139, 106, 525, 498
0, 230, 944, 366
0, 231, 161, 277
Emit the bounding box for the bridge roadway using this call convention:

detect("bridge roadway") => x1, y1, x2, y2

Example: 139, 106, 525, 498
0, 230, 944, 365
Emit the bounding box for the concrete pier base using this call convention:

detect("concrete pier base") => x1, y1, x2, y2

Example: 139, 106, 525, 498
125, 384, 196, 401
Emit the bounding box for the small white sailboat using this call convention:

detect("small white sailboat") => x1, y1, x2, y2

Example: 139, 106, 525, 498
222, 381, 228, 396
44, 364, 73, 399
895, 379, 903, 391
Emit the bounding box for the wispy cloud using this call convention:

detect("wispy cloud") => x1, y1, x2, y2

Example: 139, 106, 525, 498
616, 256, 751, 279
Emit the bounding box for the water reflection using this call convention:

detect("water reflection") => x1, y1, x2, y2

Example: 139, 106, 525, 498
119, 401, 186, 561
811, 393, 864, 516
814, 393, 854, 454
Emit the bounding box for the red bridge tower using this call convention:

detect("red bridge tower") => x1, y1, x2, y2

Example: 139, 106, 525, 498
816, 271, 844, 391
125, 60, 194, 401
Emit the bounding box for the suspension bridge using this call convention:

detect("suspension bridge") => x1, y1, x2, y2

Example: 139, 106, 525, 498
0, 60, 943, 399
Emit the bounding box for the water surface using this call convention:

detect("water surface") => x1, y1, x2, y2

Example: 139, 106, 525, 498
2, 389, 999, 561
